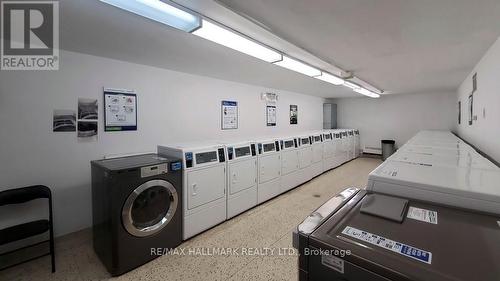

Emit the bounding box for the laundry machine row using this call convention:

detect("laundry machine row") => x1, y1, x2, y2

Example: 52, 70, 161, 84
156, 129, 361, 240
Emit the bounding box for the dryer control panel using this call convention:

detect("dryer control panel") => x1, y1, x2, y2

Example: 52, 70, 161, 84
226, 143, 257, 161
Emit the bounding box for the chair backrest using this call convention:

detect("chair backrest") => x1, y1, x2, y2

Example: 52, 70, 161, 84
0, 185, 51, 207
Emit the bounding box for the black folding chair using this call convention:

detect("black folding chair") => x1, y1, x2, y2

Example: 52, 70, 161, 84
0, 185, 55, 272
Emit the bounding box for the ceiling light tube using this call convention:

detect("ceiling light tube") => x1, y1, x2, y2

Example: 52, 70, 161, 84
192, 19, 282, 63
315, 72, 344, 85
273, 56, 322, 77
354, 87, 380, 98
100, 0, 201, 32
343, 81, 361, 90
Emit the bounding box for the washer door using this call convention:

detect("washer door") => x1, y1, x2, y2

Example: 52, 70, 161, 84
122, 179, 178, 237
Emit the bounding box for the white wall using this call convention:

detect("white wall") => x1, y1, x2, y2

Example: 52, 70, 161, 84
456, 37, 500, 163
333, 91, 456, 151
0, 50, 324, 237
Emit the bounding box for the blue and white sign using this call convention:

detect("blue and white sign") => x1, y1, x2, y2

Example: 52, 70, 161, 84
221, 100, 238, 130
342, 226, 432, 264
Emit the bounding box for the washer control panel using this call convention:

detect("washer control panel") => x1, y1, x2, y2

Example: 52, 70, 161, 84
141, 164, 168, 178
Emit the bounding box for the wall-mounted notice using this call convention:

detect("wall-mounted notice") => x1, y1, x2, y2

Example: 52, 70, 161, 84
468, 94, 473, 126
221, 100, 238, 130
266, 105, 276, 126
104, 88, 137, 131
290, 105, 298, 124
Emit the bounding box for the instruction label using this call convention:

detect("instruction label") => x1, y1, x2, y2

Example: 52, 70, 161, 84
407, 207, 438, 224
342, 226, 432, 264
321, 255, 344, 273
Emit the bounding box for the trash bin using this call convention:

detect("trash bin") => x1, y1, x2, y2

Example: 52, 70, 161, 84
381, 140, 396, 161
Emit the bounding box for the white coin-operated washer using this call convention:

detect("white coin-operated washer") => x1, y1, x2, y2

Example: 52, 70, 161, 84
310, 132, 324, 178
331, 130, 345, 168
256, 138, 282, 204
321, 131, 335, 172
348, 129, 356, 160
367, 160, 500, 215
336, 130, 350, 164
279, 136, 301, 193
354, 129, 361, 157
223, 141, 258, 219
297, 134, 314, 183
158, 142, 227, 240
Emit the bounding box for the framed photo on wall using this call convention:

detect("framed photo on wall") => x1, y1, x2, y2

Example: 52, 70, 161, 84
468, 94, 473, 125
290, 105, 298, 124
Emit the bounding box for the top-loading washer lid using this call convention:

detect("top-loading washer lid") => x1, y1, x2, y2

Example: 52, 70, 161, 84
367, 160, 500, 215
309, 190, 500, 281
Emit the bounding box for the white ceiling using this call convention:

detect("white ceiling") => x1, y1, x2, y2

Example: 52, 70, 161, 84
57, 0, 500, 98
216, 0, 500, 95
57, 0, 355, 98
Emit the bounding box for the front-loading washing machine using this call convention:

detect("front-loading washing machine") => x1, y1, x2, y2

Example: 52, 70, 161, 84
223, 141, 258, 218
158, 142, 227, 240
256, 138, 282, 203
297, 134, 314, 183
91, 154, 182, 276
310, 132, 324, 178
279, 136, 301, 193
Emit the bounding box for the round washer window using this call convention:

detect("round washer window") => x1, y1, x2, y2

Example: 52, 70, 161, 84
122, 179, 178, 237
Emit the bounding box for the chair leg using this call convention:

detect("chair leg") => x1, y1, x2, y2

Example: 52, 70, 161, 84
49, 224, 56, 273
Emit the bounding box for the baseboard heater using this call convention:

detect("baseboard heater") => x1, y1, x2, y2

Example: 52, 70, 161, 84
363, 146, 382, 155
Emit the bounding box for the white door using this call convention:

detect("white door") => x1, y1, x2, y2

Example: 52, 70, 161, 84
229, 159, 257, 195
281, 150, 299, 175
187, 165, 226, 210
299, 147, 313, 169
259, 154, 281, 184
312, 144, 323, 163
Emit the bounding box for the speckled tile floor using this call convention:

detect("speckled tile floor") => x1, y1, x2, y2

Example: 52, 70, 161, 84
0, 157, 382, 281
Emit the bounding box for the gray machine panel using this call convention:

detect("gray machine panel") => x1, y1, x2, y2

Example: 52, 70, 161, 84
298, 190, 500, 281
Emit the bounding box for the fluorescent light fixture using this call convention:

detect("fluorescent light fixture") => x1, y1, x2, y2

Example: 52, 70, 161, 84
100, 0, 201, 32
192, 20, 282, 63
273, 56, 322, 77
354, 87, 380, 98
315, 72, 344, 85
343, 81, 361, 90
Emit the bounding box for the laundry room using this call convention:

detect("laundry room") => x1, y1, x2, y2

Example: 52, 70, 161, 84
1, 1, 500, 281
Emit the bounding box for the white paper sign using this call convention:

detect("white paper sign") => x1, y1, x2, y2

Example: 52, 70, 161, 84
221, 101, 238, 130
266, 106, 276, 126
407, 206, 438, 224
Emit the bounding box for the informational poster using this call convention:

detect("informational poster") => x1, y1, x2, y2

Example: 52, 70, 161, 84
468, 94, 473, 125
266, 105, 276, 126
290, 105, 298, 124
104, 88, 137, 131
221, 100, 238, 130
